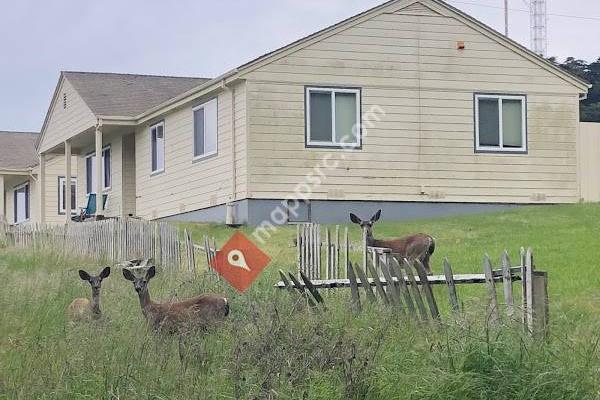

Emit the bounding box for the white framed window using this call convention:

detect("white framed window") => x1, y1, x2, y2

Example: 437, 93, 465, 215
193, 98, 218, 160
13, 182, 29, 224
150, 121, 165, 174
475, 94, 527, 153
58, 177, 77, 215
86, 146, 111, 194
305, 86, 361, 148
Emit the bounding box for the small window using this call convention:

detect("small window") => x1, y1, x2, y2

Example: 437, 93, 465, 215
306, 87, 361, 148
58, 177, 77, 215
475, 94, 527, 153
150, 121, 165, 173
13, 182, 29, 224
86, 146, 111, 194
193, 98, 218, 159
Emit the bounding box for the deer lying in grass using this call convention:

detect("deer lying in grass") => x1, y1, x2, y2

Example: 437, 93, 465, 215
350, 209, 436, 274
67, 267, 111, 322
122, 266, 229, 332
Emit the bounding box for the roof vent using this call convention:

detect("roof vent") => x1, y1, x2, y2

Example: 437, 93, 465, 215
63, 93, 67, 109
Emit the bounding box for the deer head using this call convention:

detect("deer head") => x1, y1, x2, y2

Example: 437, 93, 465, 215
79, 267, 111, 295
349, 209, 381, 242
123, 266, 156, 307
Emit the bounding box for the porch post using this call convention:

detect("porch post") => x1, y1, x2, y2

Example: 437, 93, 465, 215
0, 175, 5, 223
39, 153, 46, 224
65, 141, 72, 223
95, 122, 104, 214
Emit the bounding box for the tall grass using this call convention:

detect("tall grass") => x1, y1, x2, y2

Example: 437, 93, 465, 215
1, 204, 599, 399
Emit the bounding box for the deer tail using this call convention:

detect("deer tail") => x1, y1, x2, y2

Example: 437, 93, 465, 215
223, 297, 230, 317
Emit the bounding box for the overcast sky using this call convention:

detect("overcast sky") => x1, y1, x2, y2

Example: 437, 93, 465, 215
0, 0, 597, 132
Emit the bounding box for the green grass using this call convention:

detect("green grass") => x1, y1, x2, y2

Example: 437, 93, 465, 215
1, 203, 599, 399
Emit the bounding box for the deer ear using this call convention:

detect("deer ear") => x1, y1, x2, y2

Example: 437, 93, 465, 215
99, 267, 111, 279
146, 266, 156, 280
349, 213, 362, 224
122, 268, 135, 281
79, 270, 91, 281
371, 209, 382, 223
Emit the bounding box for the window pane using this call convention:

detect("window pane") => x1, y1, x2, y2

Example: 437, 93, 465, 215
151, 127, 157, 171
335, 92, 357, 144
194, 108, 205, 156
103, 148, 111, 187
86, 156, 96, 194
15, 186, 27, 222
309, 91, 332, 142
502, 99, 523, 148
204, 100, 217, 154
155, 125, 164, 170
61, 179, 65, 212
71, 180, 76, 211
478, 98, 500, 147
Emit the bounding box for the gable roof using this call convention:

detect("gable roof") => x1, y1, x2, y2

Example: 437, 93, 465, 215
0, 131, 39, 170
63, 71, 210, 118
136, 0, 589, 122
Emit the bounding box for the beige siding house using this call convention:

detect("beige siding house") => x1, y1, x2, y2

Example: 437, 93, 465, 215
32, 0, 591, 225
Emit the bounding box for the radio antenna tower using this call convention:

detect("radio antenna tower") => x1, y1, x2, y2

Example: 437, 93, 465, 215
529, 0, 548, 56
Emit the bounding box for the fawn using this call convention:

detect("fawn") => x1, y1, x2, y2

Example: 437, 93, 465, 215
122, 266, 229, 332
350, 209, 436, 274
67, 267, 111, 321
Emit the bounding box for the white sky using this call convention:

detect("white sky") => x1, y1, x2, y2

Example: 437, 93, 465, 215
0, 0, 597, 132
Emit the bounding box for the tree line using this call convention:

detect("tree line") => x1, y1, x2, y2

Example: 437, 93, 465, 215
550, 57, 600, 122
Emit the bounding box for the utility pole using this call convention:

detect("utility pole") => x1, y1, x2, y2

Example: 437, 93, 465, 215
504, 0, 509, 36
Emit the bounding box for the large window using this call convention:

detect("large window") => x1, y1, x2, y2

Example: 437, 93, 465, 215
58, 177, 77, 215
13, 182, 29, 224
193, 98, 218, 159
475, 94, 527, 153
86, 146, 111, 194
150, 121, 165, 173
306, 87, 361, 148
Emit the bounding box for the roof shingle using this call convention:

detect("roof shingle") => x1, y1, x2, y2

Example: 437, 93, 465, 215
0, 131, 39, 170
63, 71, 210, 117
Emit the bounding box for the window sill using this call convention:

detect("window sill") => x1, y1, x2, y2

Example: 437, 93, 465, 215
192, 151, 217, 163
475, 147, 528, 155
305, 142, 362, 150
150, 169, 165, 177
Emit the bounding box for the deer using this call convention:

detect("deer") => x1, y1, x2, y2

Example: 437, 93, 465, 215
350, 209, 436, 274
67, 267, 111, 322
122, 266, 229, 332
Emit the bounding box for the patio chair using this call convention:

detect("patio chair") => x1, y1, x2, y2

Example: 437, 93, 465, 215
71, 193, 108, 222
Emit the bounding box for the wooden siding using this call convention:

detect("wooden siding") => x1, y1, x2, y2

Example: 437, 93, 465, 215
134, 81, 247, 220
42, 154, 79, 224
578, 122, 600, 202
39, 78, 96, 153
242, 2, 582, 205
122, 134, 137, 216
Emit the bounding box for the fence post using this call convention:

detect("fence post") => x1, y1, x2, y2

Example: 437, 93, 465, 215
501, 251, 515, 319
483, 254, 499, 323
443, 258, 460, 314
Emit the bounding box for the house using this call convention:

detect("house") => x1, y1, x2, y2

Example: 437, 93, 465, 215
0, 131, 39, 224
33, 0, 590, 226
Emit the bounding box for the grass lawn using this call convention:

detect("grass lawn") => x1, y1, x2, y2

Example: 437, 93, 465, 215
0, 203, 599, 399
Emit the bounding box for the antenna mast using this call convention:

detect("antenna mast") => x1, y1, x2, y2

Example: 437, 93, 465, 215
529, 0, 548, 56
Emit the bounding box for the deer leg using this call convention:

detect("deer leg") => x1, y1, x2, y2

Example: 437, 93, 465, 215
422, 253, 433, 275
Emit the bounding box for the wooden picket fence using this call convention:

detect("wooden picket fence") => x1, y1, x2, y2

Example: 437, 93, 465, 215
279, 246, 549, 335
297, 223, 351, 280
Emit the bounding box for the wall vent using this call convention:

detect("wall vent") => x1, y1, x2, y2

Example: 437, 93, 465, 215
63, 93, 67, 109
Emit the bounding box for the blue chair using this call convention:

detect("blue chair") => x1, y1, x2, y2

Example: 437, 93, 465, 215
72, 193, 108, 222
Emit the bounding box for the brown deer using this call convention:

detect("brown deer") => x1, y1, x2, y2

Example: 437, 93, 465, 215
122, 266, 229, 332
67, 267, 111, 322
350, 210, 436, 274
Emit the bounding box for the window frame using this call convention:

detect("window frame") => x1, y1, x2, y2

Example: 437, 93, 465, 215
13, 181, 30, 224
58, 176, 77, 215
305, 86, 362, 149
474, 93, 528, 154
192, 98, 218, 161
150, 120, 166, 175
85, 145, 111, 194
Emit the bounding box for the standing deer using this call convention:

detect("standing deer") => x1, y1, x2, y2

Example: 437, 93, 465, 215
350, 210, 436, 274
67, 267, 111, 321
122, 266, 229, 332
